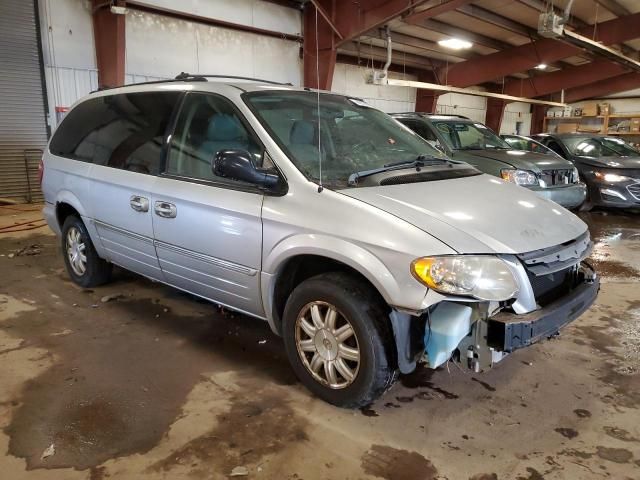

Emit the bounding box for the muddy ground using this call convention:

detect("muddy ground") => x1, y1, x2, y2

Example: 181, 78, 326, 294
0, 205, 638, 480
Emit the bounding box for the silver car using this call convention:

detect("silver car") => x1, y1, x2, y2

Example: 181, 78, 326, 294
41, 76, 599, 407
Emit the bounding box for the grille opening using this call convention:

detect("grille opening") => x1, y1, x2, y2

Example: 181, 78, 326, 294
527, 266, 577, 307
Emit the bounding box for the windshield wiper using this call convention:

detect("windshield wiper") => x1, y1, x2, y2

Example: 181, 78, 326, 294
383, 154, 449, 168
348, 155, 455, 186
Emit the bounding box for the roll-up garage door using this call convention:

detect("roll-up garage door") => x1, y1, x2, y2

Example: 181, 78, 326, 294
0, 0, 48, 203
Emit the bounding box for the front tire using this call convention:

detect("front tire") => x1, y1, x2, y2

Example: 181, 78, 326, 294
282, 272, 397, 408
61, 215, 112, 288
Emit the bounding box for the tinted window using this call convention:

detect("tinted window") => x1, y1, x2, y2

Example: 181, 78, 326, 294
166, 93, 263, 183
547, 141, 566, 157
561, 136, 639, 157
49, 92, 179, 175
432, 121, 510, 150
399, 119, 437, 141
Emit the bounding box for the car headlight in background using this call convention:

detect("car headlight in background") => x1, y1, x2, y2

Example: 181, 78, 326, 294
500, 169, 538, 186
571, 167, 580, 183
411, 256, 519, 301
594, 171, 630, 183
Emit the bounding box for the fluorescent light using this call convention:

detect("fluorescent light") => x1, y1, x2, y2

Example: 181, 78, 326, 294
535, 63, 547, 70
438, 38, 473, 50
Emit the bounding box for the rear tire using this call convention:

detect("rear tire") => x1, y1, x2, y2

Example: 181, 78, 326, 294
282, 272, 398, 408
61, 215, 112, 288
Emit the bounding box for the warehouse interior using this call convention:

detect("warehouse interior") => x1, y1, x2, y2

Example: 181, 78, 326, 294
1, 0, 639, 479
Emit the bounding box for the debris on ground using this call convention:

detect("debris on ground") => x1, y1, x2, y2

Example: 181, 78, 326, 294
101, 293, 124, 303
7, 253, 14, 258
258, 340, 267, 345
40, 443, 55, 460
230, 466, 249, 477
50, 329, 72, 337
16, 244, 42, 256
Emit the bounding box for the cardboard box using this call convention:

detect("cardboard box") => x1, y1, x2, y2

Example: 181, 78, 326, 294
582, 102, 598, 116
631, 118, 640, 133
598, 103, 610, 115
563, 106, 573, 117
558, 123, 579, 133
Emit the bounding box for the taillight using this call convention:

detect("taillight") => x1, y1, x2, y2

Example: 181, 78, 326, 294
38, 158, 44, 186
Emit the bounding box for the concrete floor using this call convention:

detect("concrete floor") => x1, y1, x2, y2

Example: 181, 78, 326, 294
0, 205, 638, 480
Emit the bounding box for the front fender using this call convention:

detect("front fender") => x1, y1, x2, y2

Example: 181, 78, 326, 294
263, 234, 404, 308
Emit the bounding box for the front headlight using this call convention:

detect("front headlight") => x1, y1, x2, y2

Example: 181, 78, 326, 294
594, 171, 630, 183
501, 169, 538, 186
412, 255, 519, 301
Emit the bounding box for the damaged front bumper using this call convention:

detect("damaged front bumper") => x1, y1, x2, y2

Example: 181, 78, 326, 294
487, 262, 599, 353
391, 261, 599, 374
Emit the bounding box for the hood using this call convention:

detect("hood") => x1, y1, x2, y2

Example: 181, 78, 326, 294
575, 155, 640, 170
340, 174, 587, 254
462, 149, 573, 172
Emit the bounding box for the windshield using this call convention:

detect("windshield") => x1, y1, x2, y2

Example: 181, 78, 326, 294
562, 136, 640, 157
503, 136, 557, 156
432, 120, 511, 151
243, 91, 448, 188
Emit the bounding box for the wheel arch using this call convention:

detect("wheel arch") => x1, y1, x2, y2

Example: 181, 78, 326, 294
262, 235, 399, 335
54, 191, 88, 227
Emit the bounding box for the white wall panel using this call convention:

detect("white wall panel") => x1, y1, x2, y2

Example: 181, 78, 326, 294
501, 102, 532, 135
39, 0, 97, 129
436, 93, 486, 123
331, 64, 417, 112
125, 10, 301, 85
131, 0, 301, 35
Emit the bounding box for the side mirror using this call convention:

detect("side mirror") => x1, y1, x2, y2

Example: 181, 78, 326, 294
213, 150, 281, 191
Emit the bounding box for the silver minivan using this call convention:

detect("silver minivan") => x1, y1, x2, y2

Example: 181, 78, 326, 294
41, 76, 599, 407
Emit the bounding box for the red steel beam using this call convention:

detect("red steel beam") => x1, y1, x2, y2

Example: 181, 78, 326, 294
503, 59, 630, 98
334, 0, 432, 47
92, 0, 126, 88
404, 0, 474, 24
564, 72, 640, 103
304, 0, 433, 89
441, 12, 640, 88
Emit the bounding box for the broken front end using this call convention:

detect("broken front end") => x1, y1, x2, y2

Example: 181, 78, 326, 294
391, 232, 599, 374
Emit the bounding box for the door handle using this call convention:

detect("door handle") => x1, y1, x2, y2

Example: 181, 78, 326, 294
130, 195, 149, 212
154, 201, 177, 218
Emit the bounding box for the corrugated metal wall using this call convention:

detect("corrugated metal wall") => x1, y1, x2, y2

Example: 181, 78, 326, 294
0, 0, 49, 202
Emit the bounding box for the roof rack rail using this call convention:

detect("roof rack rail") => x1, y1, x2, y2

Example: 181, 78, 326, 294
90, 73, 291, 94
175, 72, 292, 86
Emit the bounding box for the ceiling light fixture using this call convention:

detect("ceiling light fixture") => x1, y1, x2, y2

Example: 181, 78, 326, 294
535, 63, 548, 70
437, 38, 473, 50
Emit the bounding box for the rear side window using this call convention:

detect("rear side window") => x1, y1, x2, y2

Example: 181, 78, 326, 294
49, 91, 180, 175
399, 119, 438, 142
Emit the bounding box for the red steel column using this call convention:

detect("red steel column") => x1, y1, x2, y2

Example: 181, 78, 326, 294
415, 71, 439, 113
485, 97, 506, 132
530, 104, 547, 134
92, 0, 126, 88
303, 2, 336, 90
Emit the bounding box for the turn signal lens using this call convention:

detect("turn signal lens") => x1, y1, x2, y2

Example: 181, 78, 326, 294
500, 169, 538, 186
411, 255, 519, 301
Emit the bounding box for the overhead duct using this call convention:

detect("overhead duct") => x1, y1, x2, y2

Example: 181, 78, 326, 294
538, 4, 640, 73
366, 30, 566, 107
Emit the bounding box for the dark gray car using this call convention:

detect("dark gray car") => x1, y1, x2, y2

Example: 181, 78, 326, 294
532, 133, 640, 211
393, 113, 586, 209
